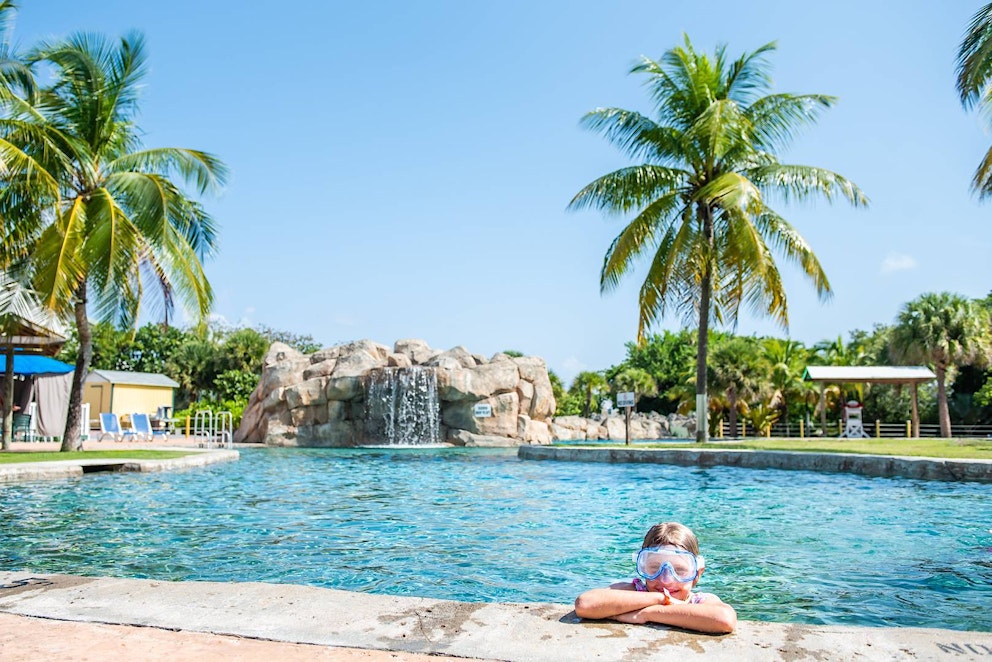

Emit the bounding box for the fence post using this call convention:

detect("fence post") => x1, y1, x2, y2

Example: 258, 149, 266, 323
799, 419, 804, 438
875, 420, 880, 438
838, 420, 842, 436
742, 420, 747, 437
719, 421, 724, 439
905, 420, 911, 438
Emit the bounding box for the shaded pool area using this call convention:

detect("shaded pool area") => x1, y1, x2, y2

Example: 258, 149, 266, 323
1, 447, 989, 631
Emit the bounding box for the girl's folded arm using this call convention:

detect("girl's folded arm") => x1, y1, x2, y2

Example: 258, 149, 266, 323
574, 585, 663, 619
624, 600, 737, 634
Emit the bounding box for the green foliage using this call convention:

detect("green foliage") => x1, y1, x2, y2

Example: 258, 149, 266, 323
891, 292, 992, 436
174, 398, 246, 431
746, 403, 780, 437
569, 371, 608, 417
501, 349, 525, 358
214, 369, 259, 402
613, 331, 695, 414
610, 367, 658, 408
957, 4, 992, 197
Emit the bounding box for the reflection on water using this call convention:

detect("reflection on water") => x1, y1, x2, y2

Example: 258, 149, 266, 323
0, 447, 990, 631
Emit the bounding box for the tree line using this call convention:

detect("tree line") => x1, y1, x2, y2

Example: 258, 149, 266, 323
553, 291, 992, 438
54, 322, 320, 429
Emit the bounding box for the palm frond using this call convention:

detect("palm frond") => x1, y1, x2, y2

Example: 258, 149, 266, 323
31, 196, 87, 314
723, 41, 776, 105
599, 190, 686, 293
957, 3, 992, 109
745, 94, 836, 151
745, 164, 868, 207
109, 147, 229, 194
568, 164, 687, 215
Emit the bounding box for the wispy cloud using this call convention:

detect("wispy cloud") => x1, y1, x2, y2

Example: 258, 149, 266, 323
880, 253, 917, 274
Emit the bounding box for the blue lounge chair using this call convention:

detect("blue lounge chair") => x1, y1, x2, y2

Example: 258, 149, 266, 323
99, 413, 126, 442
131, 413, 154, 442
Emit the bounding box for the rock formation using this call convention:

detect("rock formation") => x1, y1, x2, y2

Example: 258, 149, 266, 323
236, 339, 556, 447
549, 411, 697, 442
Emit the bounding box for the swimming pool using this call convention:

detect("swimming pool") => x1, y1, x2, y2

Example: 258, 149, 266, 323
1, 447, 989, 631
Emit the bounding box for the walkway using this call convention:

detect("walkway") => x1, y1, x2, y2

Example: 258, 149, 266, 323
1, 573, 990, 661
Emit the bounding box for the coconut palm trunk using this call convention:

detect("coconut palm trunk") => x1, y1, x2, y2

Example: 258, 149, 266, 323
727, 386, 739, 438
935, 365, 951, 438
696, 277, 712, 443
60, 282, 91, 451
2, 343, 13, 450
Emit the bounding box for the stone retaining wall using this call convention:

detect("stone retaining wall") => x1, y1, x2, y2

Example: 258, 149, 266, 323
518, 446, 992, 482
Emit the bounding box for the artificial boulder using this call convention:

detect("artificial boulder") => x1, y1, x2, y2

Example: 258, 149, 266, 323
235, 338, 556, 448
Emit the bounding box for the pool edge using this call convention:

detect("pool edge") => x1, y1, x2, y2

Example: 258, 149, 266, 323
0, 572, 988, 661
518, 445, 992, 482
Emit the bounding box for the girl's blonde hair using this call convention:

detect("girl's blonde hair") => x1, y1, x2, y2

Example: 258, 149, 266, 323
641, 522, 700, 555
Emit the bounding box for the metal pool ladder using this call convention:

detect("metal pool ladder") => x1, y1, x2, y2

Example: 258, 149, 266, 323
193, 410, 233, 449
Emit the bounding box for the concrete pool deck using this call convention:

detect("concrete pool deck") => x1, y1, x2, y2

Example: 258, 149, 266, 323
2, 573, 991, 661
0, 444, 239, 483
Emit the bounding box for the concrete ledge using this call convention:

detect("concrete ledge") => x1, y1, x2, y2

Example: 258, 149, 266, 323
518, 445, 992, 482
0, 449, 239, 483
0, 573, 989, 661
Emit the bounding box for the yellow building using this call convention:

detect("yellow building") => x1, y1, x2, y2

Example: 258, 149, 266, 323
84, 369, 179, 419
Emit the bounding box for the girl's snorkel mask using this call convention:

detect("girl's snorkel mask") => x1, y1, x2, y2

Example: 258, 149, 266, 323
633, 546, 705, 582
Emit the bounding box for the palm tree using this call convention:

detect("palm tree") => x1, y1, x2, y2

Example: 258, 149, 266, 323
610, 367, 658, 407
762, 337, 809, 435
23, 32, 227, 451
709, 335, 761, 437
956, 3, 992, 196
570, 370, 608, 417
890, 292, 991, 438
569, 36, 867, 442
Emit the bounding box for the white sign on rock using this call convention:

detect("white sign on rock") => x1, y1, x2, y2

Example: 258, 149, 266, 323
616, 391, 635, 408
474, 403, 493, 417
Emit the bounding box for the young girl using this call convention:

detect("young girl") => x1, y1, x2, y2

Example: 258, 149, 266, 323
574, 522, 737, 634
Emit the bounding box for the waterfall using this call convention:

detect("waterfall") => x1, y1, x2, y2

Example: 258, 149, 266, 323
363, 367, 442, 446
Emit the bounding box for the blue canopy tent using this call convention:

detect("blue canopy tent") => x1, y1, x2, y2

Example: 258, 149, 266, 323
0, 353, 74, 439
0, 354, 74, 375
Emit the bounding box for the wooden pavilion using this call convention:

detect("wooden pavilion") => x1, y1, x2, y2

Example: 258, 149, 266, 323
802, 366, 936, 438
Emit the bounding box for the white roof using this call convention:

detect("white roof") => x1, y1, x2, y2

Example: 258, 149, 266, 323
802, 366, 936, 384
86, 369, 180, 388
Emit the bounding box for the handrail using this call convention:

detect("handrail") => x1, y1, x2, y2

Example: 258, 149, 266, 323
193, 409, 233, 449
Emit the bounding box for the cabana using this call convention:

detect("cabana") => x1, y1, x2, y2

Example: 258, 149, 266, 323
802, 366, 937, 438
1, 273, 68, 446
0, 353, 74, 438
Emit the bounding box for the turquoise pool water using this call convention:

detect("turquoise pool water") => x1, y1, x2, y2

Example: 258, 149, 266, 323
1, 447, 990, 631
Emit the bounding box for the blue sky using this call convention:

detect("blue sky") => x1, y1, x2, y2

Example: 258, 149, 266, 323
15, 2, 992, 383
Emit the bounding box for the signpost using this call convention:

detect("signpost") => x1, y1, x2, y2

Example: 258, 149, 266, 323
617, 391, 635, 445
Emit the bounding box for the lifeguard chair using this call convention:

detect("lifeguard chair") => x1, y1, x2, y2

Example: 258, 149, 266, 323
839, 400, 870, 438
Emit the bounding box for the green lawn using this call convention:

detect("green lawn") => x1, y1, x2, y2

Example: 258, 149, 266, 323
0, 450, 194, 464
617, 438, 992, 460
